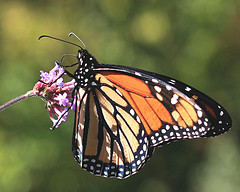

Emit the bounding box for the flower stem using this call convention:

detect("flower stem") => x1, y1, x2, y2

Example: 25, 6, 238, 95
0, 90, 37, 112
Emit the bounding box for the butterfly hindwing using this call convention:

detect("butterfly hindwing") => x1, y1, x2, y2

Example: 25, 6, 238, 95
72, 75, 152, 179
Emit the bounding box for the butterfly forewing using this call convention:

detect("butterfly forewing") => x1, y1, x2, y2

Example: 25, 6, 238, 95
96, 64, 231, 138
98, 71, 212, 147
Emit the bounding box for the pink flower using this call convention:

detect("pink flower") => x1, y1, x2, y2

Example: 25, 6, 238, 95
33, 61, 75, 129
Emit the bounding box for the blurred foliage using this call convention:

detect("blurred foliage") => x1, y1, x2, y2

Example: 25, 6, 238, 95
0, 0, 239, 192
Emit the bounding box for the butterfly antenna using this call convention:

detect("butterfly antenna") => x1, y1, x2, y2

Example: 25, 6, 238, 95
60, 53, 78, 64
38, 35, 83, 50
68, 32, 87, 50
59, 53, 79, 68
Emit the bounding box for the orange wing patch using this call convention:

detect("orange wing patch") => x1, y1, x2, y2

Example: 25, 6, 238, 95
113, 85, 152, 135
172, 91, 199, 126
171, 110, 187, 128
84, 92, 99, 156
96, 89, 118, 134
179, 99, 198, 122
75, 88, 89, 154
101, 85, 128, 107
98, 128, 111, 164
112, 141, 124, 166
100, 72, 152, 97
129, 93, 162, 132
146, 97, 173, 124
117, 114, 137, 162
116, 106, 140, 137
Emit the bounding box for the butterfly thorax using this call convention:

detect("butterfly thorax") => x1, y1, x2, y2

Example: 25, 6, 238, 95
74, 49, 98, 88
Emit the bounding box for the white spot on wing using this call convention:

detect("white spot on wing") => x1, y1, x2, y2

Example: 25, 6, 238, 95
91, 81, 97, 86
171, 98, 178, 105
161, 129, 166, 134
185, 87, 191, 91
135, 72, 142, 76
171, 94, 179, 105
197, 110, 203, 118
168, 79, 176, 85
166, 85, 172, 90
116, 89, 122, 96
137, 160, 141, 165
154, 86, 162, 93
136, 116, 141, 123
173, 125, 179, 130
143, 144, 147, 151
173, 94, 179, 99
220, 111, 224, 116
195, 104, 201, 111
130, 109, 135, 116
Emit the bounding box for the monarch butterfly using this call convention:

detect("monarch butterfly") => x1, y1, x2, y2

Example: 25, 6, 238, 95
39, 33, 232, 179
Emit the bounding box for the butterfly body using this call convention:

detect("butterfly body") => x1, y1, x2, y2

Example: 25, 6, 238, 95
67, 48, 232, 179
73, 50, 98, 88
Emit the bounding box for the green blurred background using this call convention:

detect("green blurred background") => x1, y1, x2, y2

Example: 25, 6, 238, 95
0, 0, 239, 192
